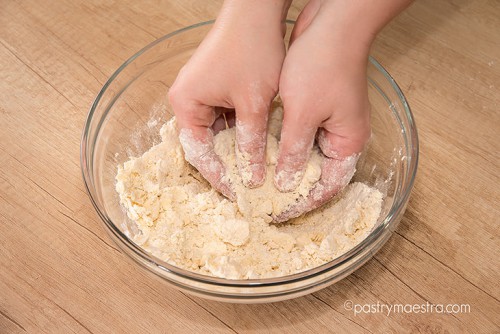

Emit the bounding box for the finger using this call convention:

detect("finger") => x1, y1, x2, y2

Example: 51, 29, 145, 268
289, 0, 321, 45
178, 125, 235, 201
169, 90, 236, 200
235, 100, 270, 188
306, 154, 359, 207
273, 154, 359, 223
317, 112, 371, 159
274, 105, 317, 192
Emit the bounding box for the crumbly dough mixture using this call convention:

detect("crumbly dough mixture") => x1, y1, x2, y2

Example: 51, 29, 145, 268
116, 107, 383, 279
215, 108, 324, 222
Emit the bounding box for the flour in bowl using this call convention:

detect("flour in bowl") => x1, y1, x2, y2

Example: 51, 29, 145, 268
115, 106, 383, 279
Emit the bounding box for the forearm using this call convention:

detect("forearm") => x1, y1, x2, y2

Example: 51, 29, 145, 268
219, 0, 293, 25
316, 0, 414, 55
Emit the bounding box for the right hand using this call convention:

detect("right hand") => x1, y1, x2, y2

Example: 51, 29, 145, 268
273, 0, 372, 222
168, 0, 291, 200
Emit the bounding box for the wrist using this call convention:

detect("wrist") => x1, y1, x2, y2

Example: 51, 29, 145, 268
220, 0, 292, 23
315, 0, 412, 55
317, 1, 377, 54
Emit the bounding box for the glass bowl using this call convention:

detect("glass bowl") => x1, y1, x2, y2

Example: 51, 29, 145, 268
81, 21, 418, 303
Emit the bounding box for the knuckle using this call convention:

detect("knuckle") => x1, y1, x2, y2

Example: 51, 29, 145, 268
167, 85, 186, 110
239, 81, 277, 116
239, 99, 271, 118
349, 121, 371, 153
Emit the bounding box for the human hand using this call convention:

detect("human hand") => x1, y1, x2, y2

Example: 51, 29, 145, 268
169, 0, 291, 200
273, 0, 372, 222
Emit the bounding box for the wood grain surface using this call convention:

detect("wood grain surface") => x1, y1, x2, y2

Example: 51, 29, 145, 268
1, 0, 499, 333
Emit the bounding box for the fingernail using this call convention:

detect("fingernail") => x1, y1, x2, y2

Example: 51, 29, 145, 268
274, 168, 303, 192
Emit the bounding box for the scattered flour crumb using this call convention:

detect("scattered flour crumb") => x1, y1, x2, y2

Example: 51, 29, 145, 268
115, 106, 384, 279
215, 218, 250, 247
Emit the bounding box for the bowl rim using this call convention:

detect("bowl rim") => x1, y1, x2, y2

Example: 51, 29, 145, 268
80, 20, 419, 288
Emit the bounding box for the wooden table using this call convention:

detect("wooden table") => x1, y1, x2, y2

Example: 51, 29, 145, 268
1, 0, 499, 332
